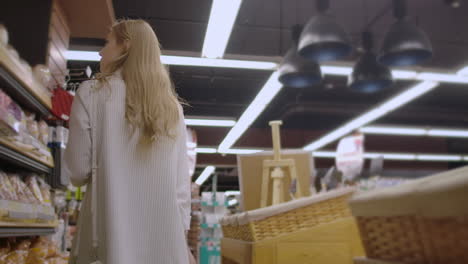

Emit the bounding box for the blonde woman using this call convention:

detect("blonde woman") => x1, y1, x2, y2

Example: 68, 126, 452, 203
64, 20, 195, 264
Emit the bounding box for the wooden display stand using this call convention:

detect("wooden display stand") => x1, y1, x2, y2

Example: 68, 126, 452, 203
238, 149, 313, 211
260, 121, 301, 208
221, 217, 365, 264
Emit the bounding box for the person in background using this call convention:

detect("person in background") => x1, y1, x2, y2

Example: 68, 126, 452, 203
64, 19, 196, 264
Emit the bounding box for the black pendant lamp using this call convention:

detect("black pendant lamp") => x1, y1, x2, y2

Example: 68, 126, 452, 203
378, 0, 432, 67
298, 0, 352, 62
349, 32, 393, 93
279, 25, 322, 88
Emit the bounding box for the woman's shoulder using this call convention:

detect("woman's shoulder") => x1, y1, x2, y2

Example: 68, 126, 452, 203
75, 80, 98, 108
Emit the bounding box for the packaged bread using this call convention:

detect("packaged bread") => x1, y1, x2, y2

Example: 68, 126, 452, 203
0, 24, 8, 46
37, 177, 51, 205
0, 172, 18, 201
9, 175, 36, 203
13, 239, 31, 251
38, 121, 49, 145
26, 176, 44, 204
3, 250, 28, 264
24, 112, 39, 140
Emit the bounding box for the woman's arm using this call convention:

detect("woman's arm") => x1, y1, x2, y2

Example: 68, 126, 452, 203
176, 109, 192, 231
63, 82, 93, 187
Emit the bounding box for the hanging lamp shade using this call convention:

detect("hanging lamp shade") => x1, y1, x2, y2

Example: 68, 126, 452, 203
279, 46, 322, 88
349, 52, 393, 93
378, 0, 432, 66
279, 25, 322, 88
378, 19, 432, 66
298, 14, 352, 62
349, 32, 393, 93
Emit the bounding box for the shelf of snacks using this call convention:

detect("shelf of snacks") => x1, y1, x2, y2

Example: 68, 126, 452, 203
0, 41, 52, 117
0, 172, 57, 237
0, 236, 68, 263
0, 88, 54, 173
0, 137, 53, 173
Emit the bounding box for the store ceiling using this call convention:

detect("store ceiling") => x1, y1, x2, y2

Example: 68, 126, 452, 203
70, 0, 468, 179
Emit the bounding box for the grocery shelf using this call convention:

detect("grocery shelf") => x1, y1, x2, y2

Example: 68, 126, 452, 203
0, 45, 52, 117
0, 221, 57, 237
0, 139, 53, 174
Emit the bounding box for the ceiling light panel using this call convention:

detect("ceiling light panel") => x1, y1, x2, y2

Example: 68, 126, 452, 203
195, 166, 216, 185
202, 0, 243, 59
218, 72, 282, 152
303, 81, 439, 151
185, 118, 236, 127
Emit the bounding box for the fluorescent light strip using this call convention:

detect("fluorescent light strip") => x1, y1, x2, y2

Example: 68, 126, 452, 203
195, 147, 218, 154
65, 51, 468, 84
202, 0, 242, 59
427, 129, 468, 138
364, 152, 417, 160
195, 166, 216, 185
195, 147, 263, 154
220, 148, 263, 154
218, 72, 282, 152
185, 118, 236, 127
313, 151, 464, 162
64, 51, 277, 70
360, 126, 427, 136
304, 81, 439, 151
312, 151, 337, 158
417, 154, 463, 162
361, 126, 468, 138
417, 73, 468, 84
196, 147, 466, 162
457, 67, 468, 76
161, 55, 277, 70
65, 51, 100, 61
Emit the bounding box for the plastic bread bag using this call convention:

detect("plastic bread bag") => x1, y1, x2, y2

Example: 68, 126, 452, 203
38, 120, 49, 145
3, 250, 28, 264
25, 175, 44, 204
37, 177, 51, 205
24, 112, 39, 140
0, 173, 17, 201
9, 174, 36, 203
0, 172, 17, 201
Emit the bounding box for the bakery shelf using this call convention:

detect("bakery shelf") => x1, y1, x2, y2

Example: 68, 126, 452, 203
0, 138, 53, 174
0, 221, 57, 237
0, 45, 52, 117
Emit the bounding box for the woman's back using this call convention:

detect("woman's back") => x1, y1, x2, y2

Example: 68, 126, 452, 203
66, 75, 191, 264
64, 19, 192, 263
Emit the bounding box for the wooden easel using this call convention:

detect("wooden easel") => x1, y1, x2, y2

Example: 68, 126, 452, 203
260, 121, 301, 208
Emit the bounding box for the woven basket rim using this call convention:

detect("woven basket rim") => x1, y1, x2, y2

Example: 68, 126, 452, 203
221, 187, 355, 226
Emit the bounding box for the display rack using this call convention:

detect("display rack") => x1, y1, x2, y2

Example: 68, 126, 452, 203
0, 38, 57, 239
0, 45, 52, 117
0, 222, 57, 237
0, 139, 53, 174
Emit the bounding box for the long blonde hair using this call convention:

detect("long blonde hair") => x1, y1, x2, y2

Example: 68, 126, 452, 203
97, 19, 180, 144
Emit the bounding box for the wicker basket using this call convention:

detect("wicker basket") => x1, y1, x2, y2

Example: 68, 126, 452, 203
221, 188, 355, 242
350, 166, 468, 264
